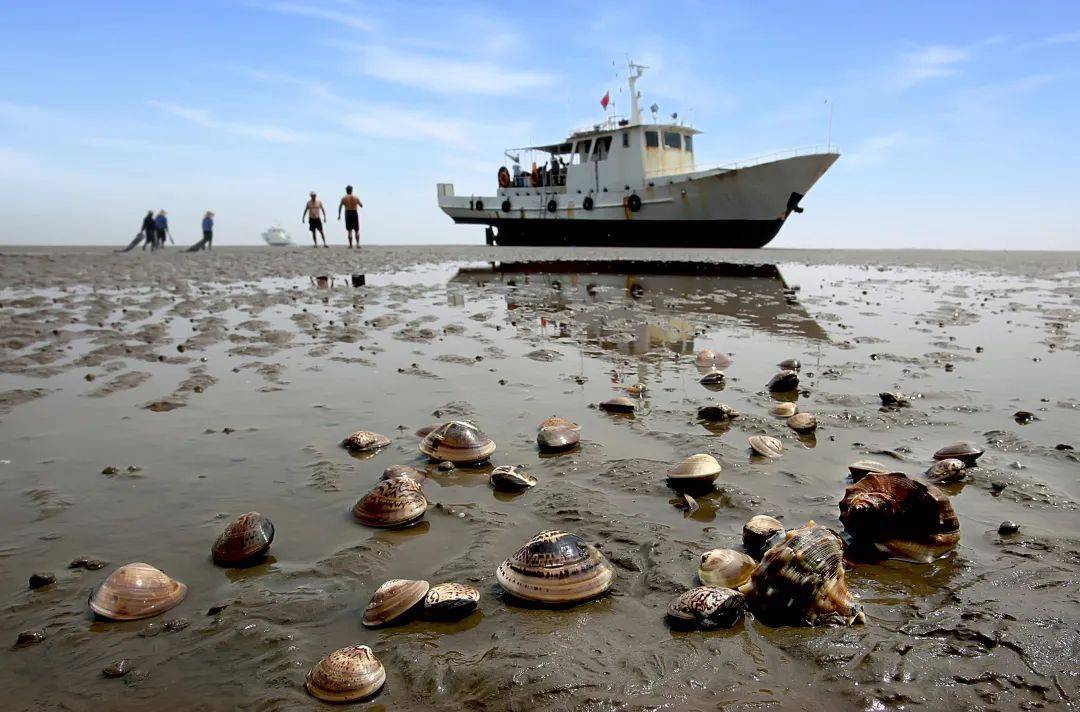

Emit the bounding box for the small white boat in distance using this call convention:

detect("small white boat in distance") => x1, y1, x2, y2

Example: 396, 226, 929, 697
261, 226, 293, 246
437, 61, 839, 248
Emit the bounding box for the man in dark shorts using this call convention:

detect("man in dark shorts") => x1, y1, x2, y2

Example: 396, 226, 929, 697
153, 210, 172, 250
119, 210, 157, 252
337, 185, 363, 248
302, 191, 327, 247
187, 211, 214, 251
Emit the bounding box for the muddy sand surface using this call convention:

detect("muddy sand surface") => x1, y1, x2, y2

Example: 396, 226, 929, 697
1, 246, 1078, 710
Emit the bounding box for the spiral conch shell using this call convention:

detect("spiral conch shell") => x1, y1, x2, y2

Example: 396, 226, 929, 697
88, 562, 187, 621
698, 549, 756, 588
495, 530, 615, 606
305, 644, 386, 703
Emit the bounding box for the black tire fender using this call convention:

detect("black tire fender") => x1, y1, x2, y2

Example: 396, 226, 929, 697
546, 199, 557, 213
626, 194, 642, 212
582, 196, 594, 211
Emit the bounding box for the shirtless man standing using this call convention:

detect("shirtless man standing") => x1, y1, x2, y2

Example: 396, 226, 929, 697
337, 185, 363, 248
302, 191, 327, 247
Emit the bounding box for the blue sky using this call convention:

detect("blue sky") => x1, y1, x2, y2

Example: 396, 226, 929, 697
1, 1, 1078, 249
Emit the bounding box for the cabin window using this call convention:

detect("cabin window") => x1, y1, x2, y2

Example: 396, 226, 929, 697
574, 140, 591, 164
663, 131, 682, 149
684, 135, 693, 152
591, 136, 612, 161
622, 132, 630, 148
645, 130, 659, 148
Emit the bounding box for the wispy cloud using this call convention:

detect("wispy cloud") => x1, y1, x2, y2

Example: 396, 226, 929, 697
845, 131, 912, 168
1044, 30, 1080, 45
348, 44, 554, 96
149, 101, 311, 143
895, 45, 972, 89
257, 1, 374, 32
341, 104, 495, 149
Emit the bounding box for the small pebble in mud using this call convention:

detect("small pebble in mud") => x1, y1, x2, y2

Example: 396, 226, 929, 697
139, 623, 162, 637
1056, 443, 1074, 451
102, 659, 133, 678
84, 373, 96, 382
126, 465, 141, 473
102, 466, 119, 475
177, 345, 185, 353
16, 630, 46, 647
1013, 410, 1035, 424
976, 346, 984, 353
163, 618, 189, 632
207, 605, 228, 616
69, 557, 108, 570
28, 572, 55, 589
991, 481, 1008, 494
438, 461, 455, 472
222, 427, 235, 434
193, 385, 204, 393
944, 363, 955, 372
998, 521, 1020, 535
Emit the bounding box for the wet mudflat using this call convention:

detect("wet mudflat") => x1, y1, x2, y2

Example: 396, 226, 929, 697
0, 245, 1078, 711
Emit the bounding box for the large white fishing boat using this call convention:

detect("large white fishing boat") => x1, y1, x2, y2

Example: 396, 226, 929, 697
437, 63, 838, 248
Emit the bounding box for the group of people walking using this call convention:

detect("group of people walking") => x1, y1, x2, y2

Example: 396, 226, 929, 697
118, 185, 363, 252
119, 210, 213, 252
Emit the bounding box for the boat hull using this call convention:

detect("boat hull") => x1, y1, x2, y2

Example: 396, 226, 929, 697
454, 217, 784, 248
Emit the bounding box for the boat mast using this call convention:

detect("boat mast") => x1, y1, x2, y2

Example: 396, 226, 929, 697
627, 60, 647, 125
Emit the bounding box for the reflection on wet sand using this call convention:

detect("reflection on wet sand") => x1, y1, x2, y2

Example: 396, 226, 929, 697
451, 260, 829, 354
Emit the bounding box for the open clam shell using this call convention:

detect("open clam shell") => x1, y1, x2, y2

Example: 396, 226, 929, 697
212, 512, 274, 566
667, 453, 721, 487
496, 530, 615, 606
88, 562, 188, 621
419, 421, 496, 464
666, 586, 746, 630
932, 441, 983, 466
767, 370, 799, 393
341, 430, 391, 453
537, 425, 580, 453
305, 644, 386, 703
489, 465, 537, 492
787, 413, 817, 433
744, 522, 865, 626
698, 549, 756, 588
743, 515, 785, 558
352, 478, 428, 528
424, 583, 480, 619
362, 578, 430, 627
748, 435, 784, 458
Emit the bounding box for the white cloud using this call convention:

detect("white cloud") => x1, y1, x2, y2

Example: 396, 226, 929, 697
342, 105, 477, 148
149, 101, 311, 143
845, 131, 911, 168
258, 1, 374, 31
1044, 30, 1080, 45
351, 45, 554, 96
895, 45, 971, 89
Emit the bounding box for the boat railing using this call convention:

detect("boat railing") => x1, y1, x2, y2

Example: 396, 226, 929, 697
645, 144, 837, 178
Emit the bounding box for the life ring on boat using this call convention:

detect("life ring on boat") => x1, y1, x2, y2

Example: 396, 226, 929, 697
501, 199, 511, 213
497, 166, 510, 188
626, 194, 642, 212
474, 199, 484, 211
546, 199, 557, 213
582, 196, 594, 211
530, 165, 539, 187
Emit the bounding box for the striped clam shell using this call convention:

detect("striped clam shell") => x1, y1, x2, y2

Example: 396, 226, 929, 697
211, 512, 274, 566
305, 644, 386, 703
748, 435, 784, 458
88, 562, 187, 621
495, 530, 615, 605
666, 586, 746, 630
362, 578, 430, 627
341, 430, 391, 452
698, 549, 756, 588
352, 477, 427, 528
423, 583, 480, 619
839, 472, 960, 562
419, 421, 496, 464
744, 522, 865, 626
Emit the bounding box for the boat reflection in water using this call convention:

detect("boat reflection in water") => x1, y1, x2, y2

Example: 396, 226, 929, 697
449, 260, 827, 355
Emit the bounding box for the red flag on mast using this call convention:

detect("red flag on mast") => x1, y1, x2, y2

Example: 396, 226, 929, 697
600, 91, 610, 110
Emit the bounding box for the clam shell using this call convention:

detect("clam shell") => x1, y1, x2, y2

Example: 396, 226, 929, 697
489, 465, 537, 492
924, 458, 966, 485
778, 358, 801, 371
767, 370, 799, 393
743, 515, 785, 558
352, 478, 428, 528
848, 460, 891, 481
698, 370, 726, 386
770, 402, 797, 417
698, 549, 756, 588
88, 562, 187, 621
932, 441, 983, 466
538, 416, 580, 432
362, 578, 430, 627
625, 383, 647, 396
787, 412, 817, 433
839, 472, 960, 562
666, 586, 746, 630
748, 435, 784, 458
599, 397, 636, 413
380, 464, 427, 483
537, 425, 580, 452
879, 391, 909, 407
419, 420, 496, 464
341, 430, 391, 452
697, 404, 739, 421
495, 530, 615, 605
211, 512, 274, 566
423, 583, 480, 619
305, 645, 386, 703
744, 522, 864, 625
694, 348, 717, 365
667, 453, 721, 486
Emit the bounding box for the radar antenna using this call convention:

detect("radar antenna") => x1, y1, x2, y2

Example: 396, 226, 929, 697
627, 60, 648, 125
